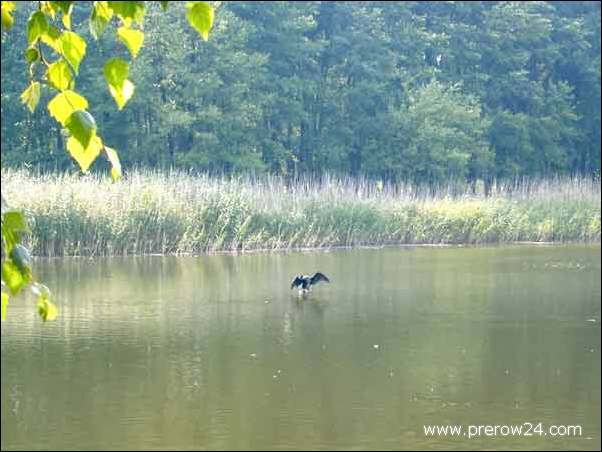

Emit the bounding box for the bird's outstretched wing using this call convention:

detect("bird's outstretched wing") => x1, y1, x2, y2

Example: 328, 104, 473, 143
310, 272, 330, 285
291, 276, 303, 289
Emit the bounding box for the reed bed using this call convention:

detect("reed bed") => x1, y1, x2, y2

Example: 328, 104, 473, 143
2, 168, 600, 256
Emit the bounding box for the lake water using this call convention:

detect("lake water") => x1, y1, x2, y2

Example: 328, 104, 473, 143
1, 245, 600, 450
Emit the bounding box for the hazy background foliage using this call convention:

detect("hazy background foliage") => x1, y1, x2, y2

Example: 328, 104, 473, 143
2, 1, 600, 185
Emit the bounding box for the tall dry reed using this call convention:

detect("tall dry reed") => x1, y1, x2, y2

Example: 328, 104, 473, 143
2, 168, 599, 256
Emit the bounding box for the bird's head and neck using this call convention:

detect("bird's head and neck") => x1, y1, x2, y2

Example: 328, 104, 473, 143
291, 274, 304, 290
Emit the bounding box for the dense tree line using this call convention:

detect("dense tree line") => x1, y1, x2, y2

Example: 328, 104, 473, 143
1, 1, 600, 184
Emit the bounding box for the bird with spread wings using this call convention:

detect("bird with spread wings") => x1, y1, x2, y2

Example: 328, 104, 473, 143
290, 272, 330, 293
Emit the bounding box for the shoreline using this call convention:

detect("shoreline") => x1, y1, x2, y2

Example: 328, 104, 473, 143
29, 240, 600, 260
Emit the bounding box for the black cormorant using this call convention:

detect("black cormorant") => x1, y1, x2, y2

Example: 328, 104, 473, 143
290, 272, 330, 293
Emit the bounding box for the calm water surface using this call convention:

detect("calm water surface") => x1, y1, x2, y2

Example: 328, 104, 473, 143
1, 245, 600, 450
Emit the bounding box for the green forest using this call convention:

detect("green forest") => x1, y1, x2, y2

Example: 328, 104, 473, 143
1, 3, 600, 448
2, 1, 600, 184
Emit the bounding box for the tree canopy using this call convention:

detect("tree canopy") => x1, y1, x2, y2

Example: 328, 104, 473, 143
2, 1, 600, 183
